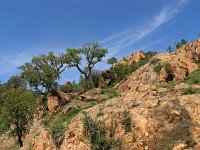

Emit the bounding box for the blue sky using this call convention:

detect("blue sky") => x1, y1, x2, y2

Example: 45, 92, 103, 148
0, 0, 200, 83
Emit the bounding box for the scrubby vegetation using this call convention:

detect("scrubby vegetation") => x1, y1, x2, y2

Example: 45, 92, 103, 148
122, 116, 132, 132
83, 114, 118, 150
154, 63, 163, 75
41, 107, 81, 147
184, 64, 200, 85
166, 39, 187, 53
102, 51, 157, 85
101, 86, 119, 99
0, 78, 36, 147
182, 87, 200, 95
153, 63, 173, 81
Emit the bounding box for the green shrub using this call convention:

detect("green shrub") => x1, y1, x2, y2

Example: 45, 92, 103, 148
83, 114, 118, 150
111, 58, 149, 84
182, 87, 196, 95
154, 63, 173, 81
185, 67, 200, 85
41, 107, 81, 147
122, 116, 132, 132
149, 58, 160, 65
163, 63, 173, 81
100, 51, 157, 87
59, 81, 78, 93
154, 63, 163, 75
145, 51, 157, 59
101, 87, 119, 99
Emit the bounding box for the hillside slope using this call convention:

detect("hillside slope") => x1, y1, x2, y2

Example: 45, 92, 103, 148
57, 39, 200, 150
2, 39, 200, 150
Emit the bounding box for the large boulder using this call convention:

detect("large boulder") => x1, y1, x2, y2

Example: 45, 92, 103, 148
47, 91, 77, 114
47, 92, 60, 114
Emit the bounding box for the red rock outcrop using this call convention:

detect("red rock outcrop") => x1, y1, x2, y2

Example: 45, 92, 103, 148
155, 39, 200, 82
59, 40, 200, 150
20, 120, 57, 150
17, 39, 200, 150
117, 51, 146, 66
47, 92, 60, 114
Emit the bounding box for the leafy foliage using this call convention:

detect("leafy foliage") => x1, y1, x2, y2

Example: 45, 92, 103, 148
19, 52, 67, 95
59, 81, 78, 93
83, 114, 118, 150
182, 87, 200, 95
65, 42, 108, 80
185, 65, 200, 85
101, 87, 119, 99
107, 57, 117, 66
154, 63, 173, 80
122, 116, 132, 132
6, 75, 26, 89
102, 51, 157, 85
154, 63, 163, 75
163, 63, 173, 81
41, 107, 81, 147
166, 39, 188, 53
1, 87, 36, 147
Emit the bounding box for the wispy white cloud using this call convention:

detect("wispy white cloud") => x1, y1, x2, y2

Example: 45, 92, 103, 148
0, 0, 190, 80
0, 52, 32, 76
101, 0, 191, 57
0, 48, 65, 77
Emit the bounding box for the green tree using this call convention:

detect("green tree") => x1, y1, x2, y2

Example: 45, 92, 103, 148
166, 46, 175, 53
167, 39, 187, 53
19, 52, 67, 95
107, 57, 117, 67
1, 87, 36, 147
65, 42, 108, 80
175, 39, 187, 49
7, 75, 26, 89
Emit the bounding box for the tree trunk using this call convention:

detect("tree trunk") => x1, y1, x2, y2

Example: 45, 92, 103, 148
17, 134, 23, 147
16, 121, 23, 147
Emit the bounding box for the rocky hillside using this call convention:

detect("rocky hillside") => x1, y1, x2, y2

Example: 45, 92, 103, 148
1, 39, 200, 150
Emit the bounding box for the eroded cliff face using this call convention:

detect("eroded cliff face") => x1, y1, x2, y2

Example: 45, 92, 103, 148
4, 39, 200, 150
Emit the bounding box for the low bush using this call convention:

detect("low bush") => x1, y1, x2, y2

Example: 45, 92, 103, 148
100, 51, 157, 86
59, 81, 78, 93
101, 87, 119, 99
182, 87, 199, 95
41, 107, 81, 147
122, 116, 132, 132
163, 63, 173, 81
83, 114, 118, 150
185, 65, 200, 85
154, 63, 163, 75
154, 63, 173, 81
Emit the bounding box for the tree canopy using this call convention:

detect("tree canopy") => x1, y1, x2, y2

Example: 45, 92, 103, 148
0, 86, 36, 147
107, 57, 118, 66
65, 42, 108, 80
19, 52, 67, 95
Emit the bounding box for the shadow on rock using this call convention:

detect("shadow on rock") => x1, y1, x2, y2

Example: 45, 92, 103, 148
149, 99, 196, 150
